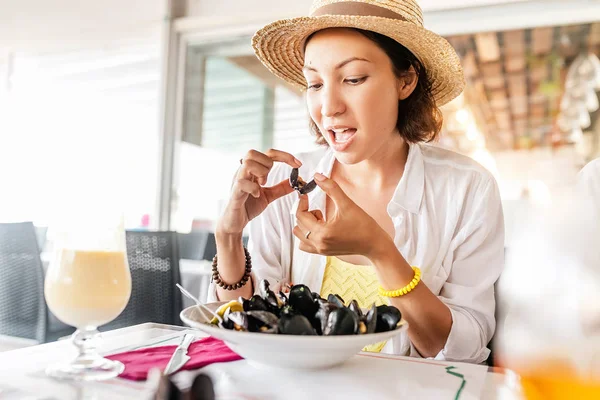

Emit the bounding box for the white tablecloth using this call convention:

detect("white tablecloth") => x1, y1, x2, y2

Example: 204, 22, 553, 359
0, 324, 524, 399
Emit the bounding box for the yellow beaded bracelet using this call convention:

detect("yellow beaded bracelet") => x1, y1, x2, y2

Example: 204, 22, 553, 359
378, 266, 422, 298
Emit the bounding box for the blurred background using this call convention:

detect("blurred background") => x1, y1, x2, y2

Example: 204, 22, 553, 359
1, 0, 600, 362
1, 0, 598, 243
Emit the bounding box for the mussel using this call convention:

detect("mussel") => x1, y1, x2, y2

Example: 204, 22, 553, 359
278, 314, 316, 335
213, 279, 403, 337
225, 310, 248, 331
246, 311, 279, 333
289, 284, 319, 319
314, 302, 338, 335
348, 300, 362, 318
225, 310, 279, 333
279, 304, 295, 317
375, 305, 402, 332
289, 168, 317, 195
324, 308, 359, 335
277, 291, 289, 307
258, 280, 283, 314
243, 295, 271, 312
327, 293, 346, 308
364, 304, 378, 334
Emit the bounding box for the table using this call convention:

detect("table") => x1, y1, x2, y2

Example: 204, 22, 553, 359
0, 323, 524, 400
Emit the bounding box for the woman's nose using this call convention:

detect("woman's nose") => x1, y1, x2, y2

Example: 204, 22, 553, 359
320, 86, 345, 117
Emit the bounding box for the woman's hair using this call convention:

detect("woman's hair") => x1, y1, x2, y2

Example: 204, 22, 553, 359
306, 28, 443, 146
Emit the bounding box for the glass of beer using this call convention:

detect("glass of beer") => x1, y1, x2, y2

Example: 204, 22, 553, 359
497, 191, 600, 399
44, 216, 131, 381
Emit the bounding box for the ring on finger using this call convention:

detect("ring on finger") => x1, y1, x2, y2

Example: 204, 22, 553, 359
305, 230, 311, 239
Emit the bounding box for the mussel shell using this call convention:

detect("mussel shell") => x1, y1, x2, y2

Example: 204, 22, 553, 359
289, 284, 318, 319
324, 307, 359, 335
227, 311, 249, 331
364, 304, 378, 334
327, 293, 346, 308
278, 314, 316, 335
277, 291, 288, 307
289, 168, 299, 189
314, 302, 338, 335
259, 279, 271, 293
218, 318, 234, 330
258, 280, 281, 313
299, 179, 317, 195
375, 305, 402, 332
244, 295, 271, 312
348, 300, 363, 318
246, 310, 279, 329
258, 280, 270, 301
227, 310, 280, 333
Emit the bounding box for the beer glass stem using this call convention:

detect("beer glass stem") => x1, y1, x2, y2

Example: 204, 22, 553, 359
45, 327, 125, 381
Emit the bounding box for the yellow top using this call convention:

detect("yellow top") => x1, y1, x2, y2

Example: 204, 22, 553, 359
320, 256, 388, 352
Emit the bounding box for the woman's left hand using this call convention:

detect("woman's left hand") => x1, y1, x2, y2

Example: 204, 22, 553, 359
293, 173, 388, 259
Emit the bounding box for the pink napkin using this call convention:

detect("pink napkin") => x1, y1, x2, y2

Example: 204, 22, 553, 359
106, 336, 243, 381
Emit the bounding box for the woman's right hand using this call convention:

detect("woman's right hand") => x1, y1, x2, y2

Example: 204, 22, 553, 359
217, 149, 301, 235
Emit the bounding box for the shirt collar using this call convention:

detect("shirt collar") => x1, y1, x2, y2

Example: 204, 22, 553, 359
290, 142, 425, 216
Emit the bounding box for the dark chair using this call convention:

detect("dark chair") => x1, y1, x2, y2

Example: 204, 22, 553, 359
201, 232, 217, 261
0, 222, 47, 342
102, 231, 183, 331
197, 232, 248, 261
178, 231, 209, 260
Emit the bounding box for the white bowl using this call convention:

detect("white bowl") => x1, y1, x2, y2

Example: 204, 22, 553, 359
180, 302, 408, 370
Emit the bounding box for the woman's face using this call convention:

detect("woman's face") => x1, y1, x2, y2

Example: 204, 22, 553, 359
303, 28, 405, 165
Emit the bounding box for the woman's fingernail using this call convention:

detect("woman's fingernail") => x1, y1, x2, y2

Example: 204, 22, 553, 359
314, 173, 326, 181
294, 158, 302, 167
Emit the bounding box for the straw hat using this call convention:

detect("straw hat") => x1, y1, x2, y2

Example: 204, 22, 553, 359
252, 0, 465, 106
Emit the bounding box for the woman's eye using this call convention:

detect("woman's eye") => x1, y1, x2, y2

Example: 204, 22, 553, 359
345, 77, 367, 85
307, 83, 323, 91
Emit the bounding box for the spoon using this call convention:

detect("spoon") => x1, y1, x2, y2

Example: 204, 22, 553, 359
176, 283, 221, 322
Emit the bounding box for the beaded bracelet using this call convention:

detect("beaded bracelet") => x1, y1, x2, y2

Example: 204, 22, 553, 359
378, 266, 422, 298
211, 246, 252, 291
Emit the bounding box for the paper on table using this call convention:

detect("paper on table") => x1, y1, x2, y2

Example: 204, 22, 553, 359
199, 351, 490, 400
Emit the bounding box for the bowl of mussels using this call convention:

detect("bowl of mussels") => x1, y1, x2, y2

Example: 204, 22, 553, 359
180, 279, 408, 370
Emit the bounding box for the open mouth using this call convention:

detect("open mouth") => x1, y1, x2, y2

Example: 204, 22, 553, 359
328, 127, 357, 146
330, 128, 356, 143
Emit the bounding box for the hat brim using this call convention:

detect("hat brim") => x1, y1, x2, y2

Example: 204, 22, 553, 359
252, 15, 465, 106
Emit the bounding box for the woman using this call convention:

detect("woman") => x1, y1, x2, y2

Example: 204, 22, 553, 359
208, 0, 504, 364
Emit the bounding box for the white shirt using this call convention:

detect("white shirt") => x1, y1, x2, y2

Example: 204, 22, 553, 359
208, 142, 505, 364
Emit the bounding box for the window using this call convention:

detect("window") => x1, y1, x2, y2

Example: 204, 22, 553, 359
171, 37, 319, 232
0, 44, 161, 230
